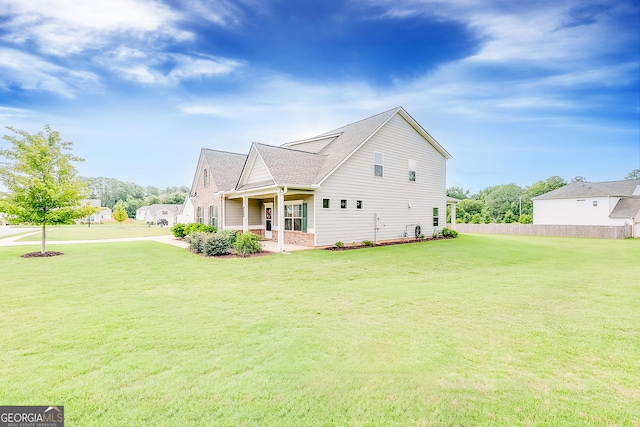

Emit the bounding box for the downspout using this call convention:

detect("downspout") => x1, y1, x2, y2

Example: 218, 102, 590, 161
220, 192, 225, 230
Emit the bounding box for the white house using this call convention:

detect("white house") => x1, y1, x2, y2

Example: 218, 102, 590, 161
135, 206, 150, 221
138, 204, 181, 225
80, 199, 111, 224
189, 107, 453, 251
533, 179, 640, 237
176, 197, 195, 224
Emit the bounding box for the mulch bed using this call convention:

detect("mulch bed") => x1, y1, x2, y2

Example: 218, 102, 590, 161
21, 251, 64, 258
324, 237, 449, 251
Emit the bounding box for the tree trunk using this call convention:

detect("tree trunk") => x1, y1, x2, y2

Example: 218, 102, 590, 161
41, 224, 46, 254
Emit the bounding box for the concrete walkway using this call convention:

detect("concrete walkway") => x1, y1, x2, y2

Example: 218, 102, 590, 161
0, 229, 311, 253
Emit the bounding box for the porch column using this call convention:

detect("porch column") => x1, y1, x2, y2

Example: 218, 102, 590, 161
450, 202, 456, 231
277, 188, 285, 252
242, 196, 248, 233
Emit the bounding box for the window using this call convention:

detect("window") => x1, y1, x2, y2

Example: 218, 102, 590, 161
341, 199, 347, 209
593, 201, 598, 207
284, 204, 303, 231
323, 198, 330, 209
203, 168, 209, 186
162, 210, 168, 215
408, 159, 416, 181
374, 152, 384, 177
433, 207, 439, 226
357, 200, 363, 209
208, 205, 218, 227
196, 207, 203, 224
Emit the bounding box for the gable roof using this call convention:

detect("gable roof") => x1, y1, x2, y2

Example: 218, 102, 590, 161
202, 149, 247, 192
281, 107, 450, 184
534, 179, 640, 200
147, 204, 181, 215
201, 107, 450, 194
610, 197, 640, 218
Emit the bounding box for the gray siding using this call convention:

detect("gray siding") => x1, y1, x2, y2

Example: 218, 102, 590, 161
315, 114, 446, 246
225, 199, 243, 228
246, 156, 273, 185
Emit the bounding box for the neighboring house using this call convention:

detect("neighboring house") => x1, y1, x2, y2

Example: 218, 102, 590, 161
176, 197, 195, 224
189, 107, 453, 251
140, 204, 181, 226
135, 206, 150, 221
79, 199, 112, 224
533, 179, 640, 237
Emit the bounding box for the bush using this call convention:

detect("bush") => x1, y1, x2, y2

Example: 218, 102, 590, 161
234, 232, 262, 257
362, 240, 375, 247
171, 223, 187, 238
203, 233, 233, 256
432, 228, 442, 238
335, 241, 344, 248
183, 222, 216, 236
442, 227, 459, 238
219, 229, 238, 246
187, 232, 207, 253
518, 214, 533, 224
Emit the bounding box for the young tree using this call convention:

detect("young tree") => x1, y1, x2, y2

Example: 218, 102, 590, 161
0, 125, 96, 255
112, 201, 128, 226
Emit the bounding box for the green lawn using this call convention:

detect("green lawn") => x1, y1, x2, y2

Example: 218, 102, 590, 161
0, 235, 638, 426
16, 222, 172, 241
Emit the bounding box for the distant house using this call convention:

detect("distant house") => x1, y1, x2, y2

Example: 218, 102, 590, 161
80, 199, 111, 224
188, 107, 454, 251
176, 197, 194, 225
138, 204, 181, 225
533, 179, 640, 237
135, 206, 150, 221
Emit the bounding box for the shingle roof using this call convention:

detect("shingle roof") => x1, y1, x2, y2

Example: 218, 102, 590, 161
202, 149, 247, 191
534, 179, 640, 200
610, 197, 640, 218
253, 143, 325, 186
148, 204, 181, 214
307, 107, 399, 182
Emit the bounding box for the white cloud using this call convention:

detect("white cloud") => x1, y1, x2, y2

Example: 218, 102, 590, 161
0, 48, 99, 98
0, 0, 190, 56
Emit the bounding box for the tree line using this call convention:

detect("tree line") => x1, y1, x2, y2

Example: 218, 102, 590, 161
82, 177, 189, 218
448, 170, 640, 224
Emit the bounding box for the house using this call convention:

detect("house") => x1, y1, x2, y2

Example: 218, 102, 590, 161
135, 206, 150, 221
189, 107, 453, 251
138, 204, 181, 225
176, 197, 195, 224
533, 179, 640, 237
79, 199, 111, 224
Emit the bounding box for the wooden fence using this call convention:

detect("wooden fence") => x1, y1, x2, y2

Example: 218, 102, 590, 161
450, 223, 633, 239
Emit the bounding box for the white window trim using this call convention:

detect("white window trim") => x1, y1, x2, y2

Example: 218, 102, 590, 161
374, 152, 384, 177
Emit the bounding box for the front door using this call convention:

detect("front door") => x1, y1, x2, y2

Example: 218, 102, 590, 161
264, 203, 273, 239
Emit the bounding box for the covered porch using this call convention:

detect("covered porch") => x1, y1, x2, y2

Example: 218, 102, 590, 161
225, 184, 318, 252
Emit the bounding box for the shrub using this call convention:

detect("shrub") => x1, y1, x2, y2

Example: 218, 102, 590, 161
432, 228, 442, 238
187, 232, 207, 253
519, 214, 533, 224
234, 232, 262, 257
203, 233, 233, 256
362, 240, 375, 247
219, 229, 238, 246
335, 241, 344, 248
185, 222, 216, 236
442, 227, 459, 238
416, 233, 425, 241
171, 223, 187, 238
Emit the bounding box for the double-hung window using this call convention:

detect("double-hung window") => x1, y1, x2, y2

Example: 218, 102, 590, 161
374, 152, 384, 177
408, 159, 416, 181
284, 204, 303, 231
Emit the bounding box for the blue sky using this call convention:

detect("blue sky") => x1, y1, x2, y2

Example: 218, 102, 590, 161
1, 0, 638, 193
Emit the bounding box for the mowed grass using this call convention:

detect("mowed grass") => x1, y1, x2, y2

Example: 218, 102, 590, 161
16, 222, 172, 241
0, 234, 638, 426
